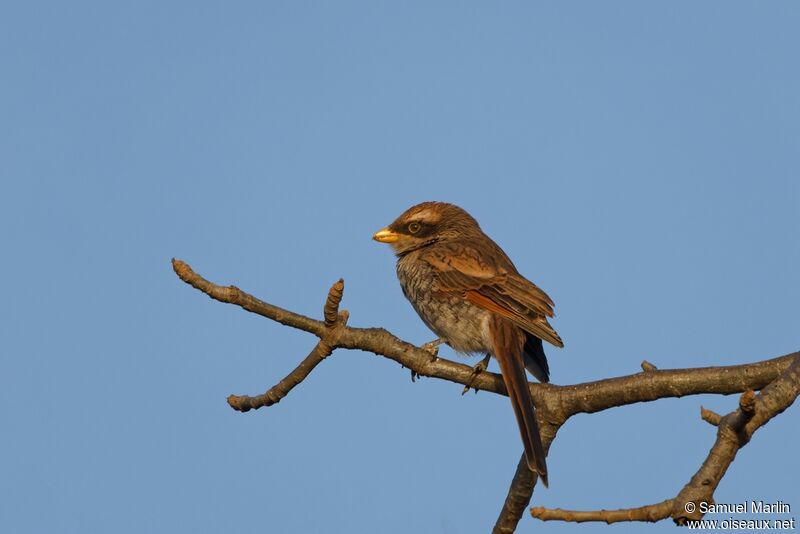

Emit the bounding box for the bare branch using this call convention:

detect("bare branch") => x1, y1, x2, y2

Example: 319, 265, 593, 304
531, 499, 674, 523
173, 258, 796, 410
672, 357, 800, 524
552, 356, 795, 421
227, 339, 335, 411
226, 279, 350, 412
172, 259, 799, 533
172, 258, 327, 336
530, 356, 800, 525
493, 453, 540, 533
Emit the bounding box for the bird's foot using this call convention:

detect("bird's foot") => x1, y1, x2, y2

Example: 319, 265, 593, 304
410, 339, 445, 383
462, 354, 492, 395
420, 338, 445, 360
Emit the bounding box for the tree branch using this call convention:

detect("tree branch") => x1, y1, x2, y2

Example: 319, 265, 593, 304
531, 499, 675, 523
227, 339, 335, 412
227, 279, 349, 412
493, 453, 540, 533
530, 356, 800, 525
672, 356, 800, 524
172, 259, 799, 533
552, 356, 795, 421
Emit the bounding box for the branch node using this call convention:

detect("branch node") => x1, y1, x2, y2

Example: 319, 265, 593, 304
641, 360, 658, 372
739, 390, 756, 418
172, 258, 191, 279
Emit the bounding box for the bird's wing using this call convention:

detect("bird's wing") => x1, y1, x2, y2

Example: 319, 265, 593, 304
426, 241, 564, 348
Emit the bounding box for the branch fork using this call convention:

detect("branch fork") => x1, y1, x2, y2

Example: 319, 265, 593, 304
226, 278, 349, 412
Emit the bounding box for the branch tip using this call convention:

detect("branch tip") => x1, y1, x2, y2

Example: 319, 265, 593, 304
324, 278, 346, 326
700, 406, 722, 426
227, 394, 252, 412
172, 258, 192, 281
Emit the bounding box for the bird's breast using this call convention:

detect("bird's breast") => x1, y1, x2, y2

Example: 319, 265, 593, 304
396, 254, 491, 354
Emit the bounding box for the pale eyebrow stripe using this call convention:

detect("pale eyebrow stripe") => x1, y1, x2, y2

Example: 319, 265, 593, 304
411, 207, 439, 222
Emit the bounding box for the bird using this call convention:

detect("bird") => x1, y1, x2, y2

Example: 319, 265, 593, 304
373, 201, 563, 486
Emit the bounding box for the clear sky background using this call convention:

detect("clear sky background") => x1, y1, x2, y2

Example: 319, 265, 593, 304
2, 2, 798, 533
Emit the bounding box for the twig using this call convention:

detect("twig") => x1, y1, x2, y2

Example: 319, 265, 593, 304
227, 279, 349, 411
531, 500, 674, 523
324, 279, 345, 326
227, 339, 335, 411
700, 406, 722, 426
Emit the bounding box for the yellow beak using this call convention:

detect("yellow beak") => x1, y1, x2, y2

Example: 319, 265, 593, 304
373, 227, 400, 243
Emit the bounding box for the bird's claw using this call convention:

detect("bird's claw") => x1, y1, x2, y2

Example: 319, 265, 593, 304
421, 338, 444, 360
411, 339, 445, 383
462, 354, 492, 395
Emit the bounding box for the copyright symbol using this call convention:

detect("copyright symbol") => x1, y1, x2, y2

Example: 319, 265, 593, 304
685, 502, 696, 513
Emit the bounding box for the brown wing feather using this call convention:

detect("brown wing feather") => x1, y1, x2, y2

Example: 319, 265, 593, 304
426, 243, 564, 348
466, 290, 563, 348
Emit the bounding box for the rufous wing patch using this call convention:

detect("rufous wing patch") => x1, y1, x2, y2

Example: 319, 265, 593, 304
466, 290, 564, 348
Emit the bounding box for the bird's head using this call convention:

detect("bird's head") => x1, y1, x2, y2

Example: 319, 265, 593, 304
373, 201, 481, 255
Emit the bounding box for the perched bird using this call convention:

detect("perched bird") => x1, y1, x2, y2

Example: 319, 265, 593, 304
373, 201, 563, 486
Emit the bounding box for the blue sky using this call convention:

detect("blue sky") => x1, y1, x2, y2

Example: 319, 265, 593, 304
2, 2, 798, 533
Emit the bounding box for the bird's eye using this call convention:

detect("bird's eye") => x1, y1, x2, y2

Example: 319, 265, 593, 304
407, 222, 421, 234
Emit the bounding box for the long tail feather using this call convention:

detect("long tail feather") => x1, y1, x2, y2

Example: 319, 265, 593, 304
489, 317, 549, 486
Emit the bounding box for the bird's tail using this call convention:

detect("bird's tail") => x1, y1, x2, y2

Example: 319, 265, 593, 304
490, 317, 549, 487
